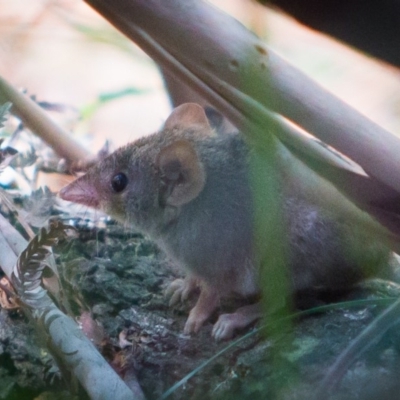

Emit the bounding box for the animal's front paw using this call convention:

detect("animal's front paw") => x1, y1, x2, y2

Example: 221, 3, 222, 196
183, 307, 210, 334
165, 276, 199, 306
212, 313, 238, 341
183, 285, 220, 335
212, 303, 262, 341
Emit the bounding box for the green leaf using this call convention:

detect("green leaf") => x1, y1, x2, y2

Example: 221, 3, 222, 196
80, 87, 150, 119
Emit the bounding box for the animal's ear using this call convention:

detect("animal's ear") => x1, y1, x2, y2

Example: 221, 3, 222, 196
164, 103, 212, 132
156, 140, 206, 206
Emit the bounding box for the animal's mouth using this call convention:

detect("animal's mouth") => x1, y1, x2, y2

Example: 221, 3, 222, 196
58, 183, 100, 208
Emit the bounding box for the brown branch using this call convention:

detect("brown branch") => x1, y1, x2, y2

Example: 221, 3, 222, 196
0, 75, 92, 164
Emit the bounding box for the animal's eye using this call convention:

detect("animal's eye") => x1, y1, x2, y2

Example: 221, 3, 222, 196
111, 173, 128, 193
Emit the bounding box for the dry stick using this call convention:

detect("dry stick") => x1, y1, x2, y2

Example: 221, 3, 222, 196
0, 214, 141, 400
161, 68, 211, 110
84, 0, 354, 171
0, 75, 92, 164
210, 79, 400, 239
85, 0, 400, 194
81, 0, 367, 178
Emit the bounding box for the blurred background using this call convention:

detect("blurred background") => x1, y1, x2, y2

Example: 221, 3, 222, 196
1, 0, 400, 154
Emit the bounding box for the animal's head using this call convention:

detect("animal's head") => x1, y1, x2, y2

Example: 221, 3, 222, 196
59, 103, 214, 232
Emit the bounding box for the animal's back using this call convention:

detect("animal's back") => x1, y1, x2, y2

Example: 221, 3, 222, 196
284, 195, 391, 293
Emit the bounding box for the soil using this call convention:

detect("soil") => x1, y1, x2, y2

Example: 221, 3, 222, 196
1, 215, 400, 400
